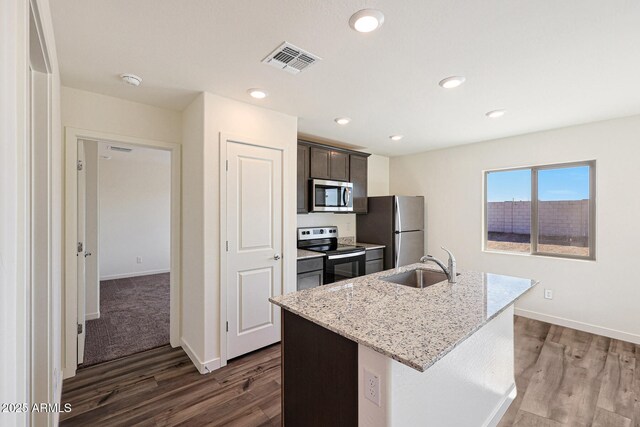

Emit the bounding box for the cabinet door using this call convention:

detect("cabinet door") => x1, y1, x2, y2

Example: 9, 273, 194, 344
365, 259, 384, 275
297, 145, 310, 213
309, 147, 331, 180
297, 270, 324, 291
329, 151, 349, 182
350, 154, 368, 213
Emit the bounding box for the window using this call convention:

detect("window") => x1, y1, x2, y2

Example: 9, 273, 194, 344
485, 161, 595, 259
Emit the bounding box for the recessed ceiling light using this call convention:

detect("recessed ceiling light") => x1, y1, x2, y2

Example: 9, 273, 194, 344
390, 135, 403, 141
120, 73, 142, 87
438, 76, 466, 89
247, 88, 268, 99
349, 9, 385, 33
335, 117, 351, 125
485, 109, 506, 119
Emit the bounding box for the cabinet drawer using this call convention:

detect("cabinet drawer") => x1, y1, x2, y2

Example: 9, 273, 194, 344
365, 259, 384, 275
297, 270, 324, 291
297, 257, 324, 274
365, 248, 384, 261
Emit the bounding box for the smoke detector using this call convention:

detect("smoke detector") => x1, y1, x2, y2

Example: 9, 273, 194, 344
262, 42, 321, 75
120, 73, 142, 87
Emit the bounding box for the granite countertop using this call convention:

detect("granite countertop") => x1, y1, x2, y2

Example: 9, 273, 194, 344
297, 249, 325, 260
355, 242, 386, 250
270, 264, 537, 372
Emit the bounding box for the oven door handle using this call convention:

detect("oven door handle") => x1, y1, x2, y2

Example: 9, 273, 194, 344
327, 251, 366, 260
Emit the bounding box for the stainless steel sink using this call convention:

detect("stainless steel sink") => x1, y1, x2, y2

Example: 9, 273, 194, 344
381, 269, 460, 289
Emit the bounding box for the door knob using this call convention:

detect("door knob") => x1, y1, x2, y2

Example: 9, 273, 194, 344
273, 254, 281, 260
84, 252, 92, 258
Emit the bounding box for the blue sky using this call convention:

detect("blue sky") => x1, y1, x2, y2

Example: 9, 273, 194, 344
487, 166, 589, 202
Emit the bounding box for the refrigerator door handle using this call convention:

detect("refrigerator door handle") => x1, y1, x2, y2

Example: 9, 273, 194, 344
395, 196, 402, 233
395, 231, 401, 268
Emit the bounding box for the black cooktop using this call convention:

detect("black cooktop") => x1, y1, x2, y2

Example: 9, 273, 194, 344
304, 243, 365, 256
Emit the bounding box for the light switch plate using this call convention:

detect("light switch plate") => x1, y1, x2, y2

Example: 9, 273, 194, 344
364, 368, 381, 406
544, 289, 553, 299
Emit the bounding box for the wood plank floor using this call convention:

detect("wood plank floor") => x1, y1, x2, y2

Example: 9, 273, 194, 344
61, 317, 639, 426
498, 317, 639, 427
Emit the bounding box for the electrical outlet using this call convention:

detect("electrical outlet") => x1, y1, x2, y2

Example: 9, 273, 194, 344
364, 369, 381, 406
136, 256, 142, 264
544, 289, 553, 300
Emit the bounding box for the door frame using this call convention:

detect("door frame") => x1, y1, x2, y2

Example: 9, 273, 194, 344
63, 127, 181, 378
219, 133, 287, 367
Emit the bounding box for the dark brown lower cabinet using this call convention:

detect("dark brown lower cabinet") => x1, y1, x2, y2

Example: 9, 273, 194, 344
365, 248, 384, 274
282, 310, 358, 426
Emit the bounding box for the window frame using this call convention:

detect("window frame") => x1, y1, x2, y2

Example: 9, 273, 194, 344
483, 160, 596, 261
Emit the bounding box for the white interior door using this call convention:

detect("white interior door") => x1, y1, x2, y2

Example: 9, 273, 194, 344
226, 140, 283, 359
77, 141, 87, 364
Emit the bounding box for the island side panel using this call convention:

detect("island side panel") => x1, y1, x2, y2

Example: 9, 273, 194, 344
358, 305, 517, 427
282, 310, 358, 426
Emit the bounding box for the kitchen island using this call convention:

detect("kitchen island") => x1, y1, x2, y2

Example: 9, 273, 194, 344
270, 263, 537, 427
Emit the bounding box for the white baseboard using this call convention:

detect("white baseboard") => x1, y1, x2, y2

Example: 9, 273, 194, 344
180, 337, 221, 375
100, 269, 170, 281
485, 383, 517, 427
515, 308, 640, 345
86, 311, 100, 320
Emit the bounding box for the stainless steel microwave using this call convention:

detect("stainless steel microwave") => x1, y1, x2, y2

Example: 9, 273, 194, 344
311, 179, 353, 212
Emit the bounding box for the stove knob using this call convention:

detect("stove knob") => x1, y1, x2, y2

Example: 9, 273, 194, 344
319, 229, 325, 234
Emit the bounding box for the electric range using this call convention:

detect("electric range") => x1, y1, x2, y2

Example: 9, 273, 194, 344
297, 226, 366, 284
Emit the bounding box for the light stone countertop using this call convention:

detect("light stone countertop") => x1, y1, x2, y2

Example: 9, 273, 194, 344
296, 249, 325, 260
271, 263, 537, 372
355, 242, 386, 250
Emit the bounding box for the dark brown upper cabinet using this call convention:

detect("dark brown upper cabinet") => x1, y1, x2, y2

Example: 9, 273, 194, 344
309, 146, 330, 180
297, 144, 310, 213
299, 139, 370, 214
330, 151, 349, 182
350, 154, 368, 213
309, 146, 350, 182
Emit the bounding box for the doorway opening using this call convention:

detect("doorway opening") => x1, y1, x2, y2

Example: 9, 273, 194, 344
78, 140, 172, 367
64, 129, 181, 378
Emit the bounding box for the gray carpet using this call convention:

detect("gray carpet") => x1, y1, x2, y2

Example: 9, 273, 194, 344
81, 273, 170, 367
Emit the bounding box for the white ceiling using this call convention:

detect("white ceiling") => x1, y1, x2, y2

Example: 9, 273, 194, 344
52, 1, 640, 156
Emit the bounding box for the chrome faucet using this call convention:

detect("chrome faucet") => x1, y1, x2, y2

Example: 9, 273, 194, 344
420, 247, 457, 284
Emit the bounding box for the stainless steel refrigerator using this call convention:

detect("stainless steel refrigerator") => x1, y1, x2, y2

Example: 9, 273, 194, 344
356, 196, 425, 270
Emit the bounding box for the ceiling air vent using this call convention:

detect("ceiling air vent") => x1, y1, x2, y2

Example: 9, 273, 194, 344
109, 146, 133, 153
262, 42, 321, 74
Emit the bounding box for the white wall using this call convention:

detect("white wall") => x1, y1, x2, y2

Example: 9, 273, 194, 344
61, 86, 182, 143
181, 92, 298, 371
181, 94, 206, 360
1, 0, 62, 425
367, 154, 390, 197
98, 144, 171, 279
297, 213, 356, 238
390, 115, 640, 343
